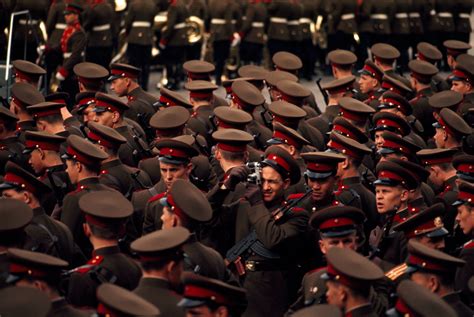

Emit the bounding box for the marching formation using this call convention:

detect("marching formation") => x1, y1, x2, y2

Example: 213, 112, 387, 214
1, 0, 474, 317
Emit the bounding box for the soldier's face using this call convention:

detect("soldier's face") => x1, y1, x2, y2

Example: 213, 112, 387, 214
375, 185, 403, 213
64, 12, 78, 25
433, 128, 447, 148
82, 105, 96, 123
325, 280, 345, 309
94, 111, 115, 127
410, 272, 437, 293
358, 74, 378, 94
268, 86, 280, 102
65, 159, 80, 184
261, 166, 289, 203
319, 233, 357, 255
456, 204, 474, 235
413, 235, 445, 251
427, 165, 444, 188
160, 162, 190, 190
374, 131, 385, 150
306, 176, 337, 202
161, 206, 177, 229
1, 189, 27, 204
110, 78, 128, 97
451, 80, 472, 94
28, 149, 45, 175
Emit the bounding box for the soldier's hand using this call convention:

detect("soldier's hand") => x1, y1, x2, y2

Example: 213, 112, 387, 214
245, 183, 263, 206
231, 32, 241, 47
222, 165, 250, 191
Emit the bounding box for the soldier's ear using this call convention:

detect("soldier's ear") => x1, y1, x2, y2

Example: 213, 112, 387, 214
400, 188, 409, 203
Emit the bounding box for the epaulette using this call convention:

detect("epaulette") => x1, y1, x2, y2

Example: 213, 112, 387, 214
100, 169, 109, 175
72, 184, 88, 194
148, 191, 166, 203
385, 263, 407, 281
290, 207, 305, 213
286, 193, 306, 202
72, 255, 104, 274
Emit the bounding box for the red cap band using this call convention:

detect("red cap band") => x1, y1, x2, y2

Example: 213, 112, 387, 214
279, 92, 304, 106
14, 70, 39, 83
95, 99, 122, 114
395, 299, 416, 316
327, 139, 359, 158
184, 285, 231, 305
382, 81, 403, 95
407, 254, 451, 272
306, 162, 336, 172
9, 263, 48, 278
111, 68, 138, 79
87, 131, 116, 149
25, 139, 61, 152
217, 142, 247, 153
265, 154, 290, 173
159, 95, 178, 107
159, 147, 189, 158
190, 91, 213, 100
4, 173, 36, 194
382, 139, 410, 155
319, 217, 355, 230
273, 130, 299, 148
66, 146, 97, 166
456, 163, 474, 173
377, 170, 405, 182
363, 64, 382, 82
339, 109, 367, 123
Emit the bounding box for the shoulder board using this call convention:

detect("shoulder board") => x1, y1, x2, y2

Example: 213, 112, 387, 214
100, 169, 109, 175
286, 193, 306, 201
290, 207, 305, 213
148, 192, 167, 203
385, 263, 407, 281
72, 255, 104, 274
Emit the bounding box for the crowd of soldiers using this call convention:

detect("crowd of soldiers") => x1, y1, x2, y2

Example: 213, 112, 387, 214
2, 0, 474, 317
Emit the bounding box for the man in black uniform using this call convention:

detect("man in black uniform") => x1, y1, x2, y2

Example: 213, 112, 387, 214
451, 59, 474, 104
5, 248, 88, 317
238, 0, 266, 66
0, 161, 76, 264
45, 0, 67, 92
9, 83, 44, 139
93, 92, 150, 167
0, 107, 28, 174
60, 135, 112, 255
66, 191, 142, 307
131, 227, 189, 316
73, 62, 109, 94
56, 3, 86, 100
12, 60, 46, 88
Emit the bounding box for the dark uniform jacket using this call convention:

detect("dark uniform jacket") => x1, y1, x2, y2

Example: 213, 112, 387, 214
209, 0, 241, 41
392, 0, 411, 35
12, 0, 48, 44
409, 0, 426, 35
266, 0, 292, 41
427, 0, 456, 33
133, 179, 167, 234
60, 177, 116, 255
240, 1, 267, 44
455, 0, 472, 34
162, 0, 189, 46
125, 0, 158, 46
442, 292, 474, 317
40, 164, 73, 215
326, 0, 358, 34
287, 1, 302, 42
49, 298, 90, 317
83, 0, 115, 48
300, 0, 319, 41
60, 22, 86, 76
46, 0, 67, 48
67, 245, 142, 308
133, 278, 185, 317
410, 87, 435, 140
455, 239, 474, 307
0, 136, 28, 175
115, 124, 150, 167
361, 0, 395, 35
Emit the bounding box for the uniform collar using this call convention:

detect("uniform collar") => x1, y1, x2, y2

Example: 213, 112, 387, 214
78, 177, 100, 186
93, 245, 121, 256
101, 159, 122, 169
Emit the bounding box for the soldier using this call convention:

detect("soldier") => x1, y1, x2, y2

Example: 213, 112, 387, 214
388, 280, 457, 316
429, 90, 464, 115
178, 272, 248, 317
377, 131, 421, 162
73, 62, 109, 94
44, 0, 67, 92
96, 283, 159, 316
185, 0, 208, 61
74, 91, 97, 123
131, 227, 189, 316
358, 59, 384, 107
0, 161, 76, 263
370, 160, 418, 268
87, 122, 152, 200
443, 40, 471, 71
266, 0, 292, 58
454, 0, 472, 43
404, 240, 473, 317
323, 247, 385, 317
142, 137, 198, 233
453, 182, 474, 306
299, 0, 319, 80
23, 131, 72, 213
451, 59, 474, 104
391, 1, 411, 72
182, 60, 229, 109
371, 43, 404, 80
324, 0, 358, 52
83, 0, 114, 68
159, 0, 190, 89
275, 80, 318, 118
416, 42, 450, 92
428, 1, 457, 70
299, 152, 347, 213
372, 111, 411, 151
453, 154, 474, 185
327, 49, 357, 80
264, 70, 298, 102
9, 83, 44, 138
238, 0, 267, 66
153, 179, 239, 286
27, 102, 78, 138
432, 108, 472, 151
185, 80, 218, 141
124, 0, 158, 89
66, 191, 142, 307
12, 60, 46, 88
338, 97, 375, 132
108, 63, 157, 139
0, 107, 27, 174
59, 135, 112, 254
327, 132, 377, 232
93, 92, 150, 167
289, 206, 368, 313
5, 249, 88, 316
230, 80, 272, 150
56, 3, 86, 100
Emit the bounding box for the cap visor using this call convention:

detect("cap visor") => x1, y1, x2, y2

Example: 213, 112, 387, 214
0, 182, 15, 191
378, 147, 396, 155
452, 199, 464, 207
385, 308, 398, 317
158, 156, 188, 165
159, 196, 169, 207
107, 74, 121, 82
432, 122, 442, 128
266, 138, 284, 145
377, 103, 392, 110
320, 228, 357, 238
22, 148, 33, 154
61, 152, 73, 160
425, 227, 449, 238
177, 298, 207, 308
374, 178, 398, 187
320, 272, 330, 281
92, 107, 107, 113
304, 170, 333, 180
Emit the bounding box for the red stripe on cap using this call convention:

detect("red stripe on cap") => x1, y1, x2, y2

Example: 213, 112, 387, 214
377, 170, 405, 182
110, 68, 138, 79
216, 119, 245, 130
306, 162, 337, 172
363, 64, 382, 82
50, 98, 67, 105
32, 108, 61, 118
15, 70, 39, 83
190, 91, 213, 99
159, 95, 178, 107
395, 299, 416, 316
339, 109, 367, 123
332, 124, 357, 139
326, 263, 365, 290
187, 72, 211, 80
437, 116, 457, 137
84, 214, 109, 228
66, 145, 97, 166
327, 139, 359, 158
273, 130, 299, 148
265, 154, 291, 173
4, 172, 36, 194
97, 303, 118, 317
184, 285, 232, 305
166, 193, 187, 222
407, 254, 451, 272
95, 98, 121, 114
381, 81, 403, 95
457, 163, 474, 173
452, 69, 471, 82
279, 92, 304, 106
159, 147, 189, 158
9, 263, 48, 278
319, 217, 355, 230
382, 139, 410, 155
375, 118, 403, 132
447, 48, 466, 57
231, 93, 254, 111
11, 96, 27, 109
217, 142, 247, 152
87, 131, 116, 149
25, 140, 61, 152
420, 156, 453, 165
457, 190, 474, 203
